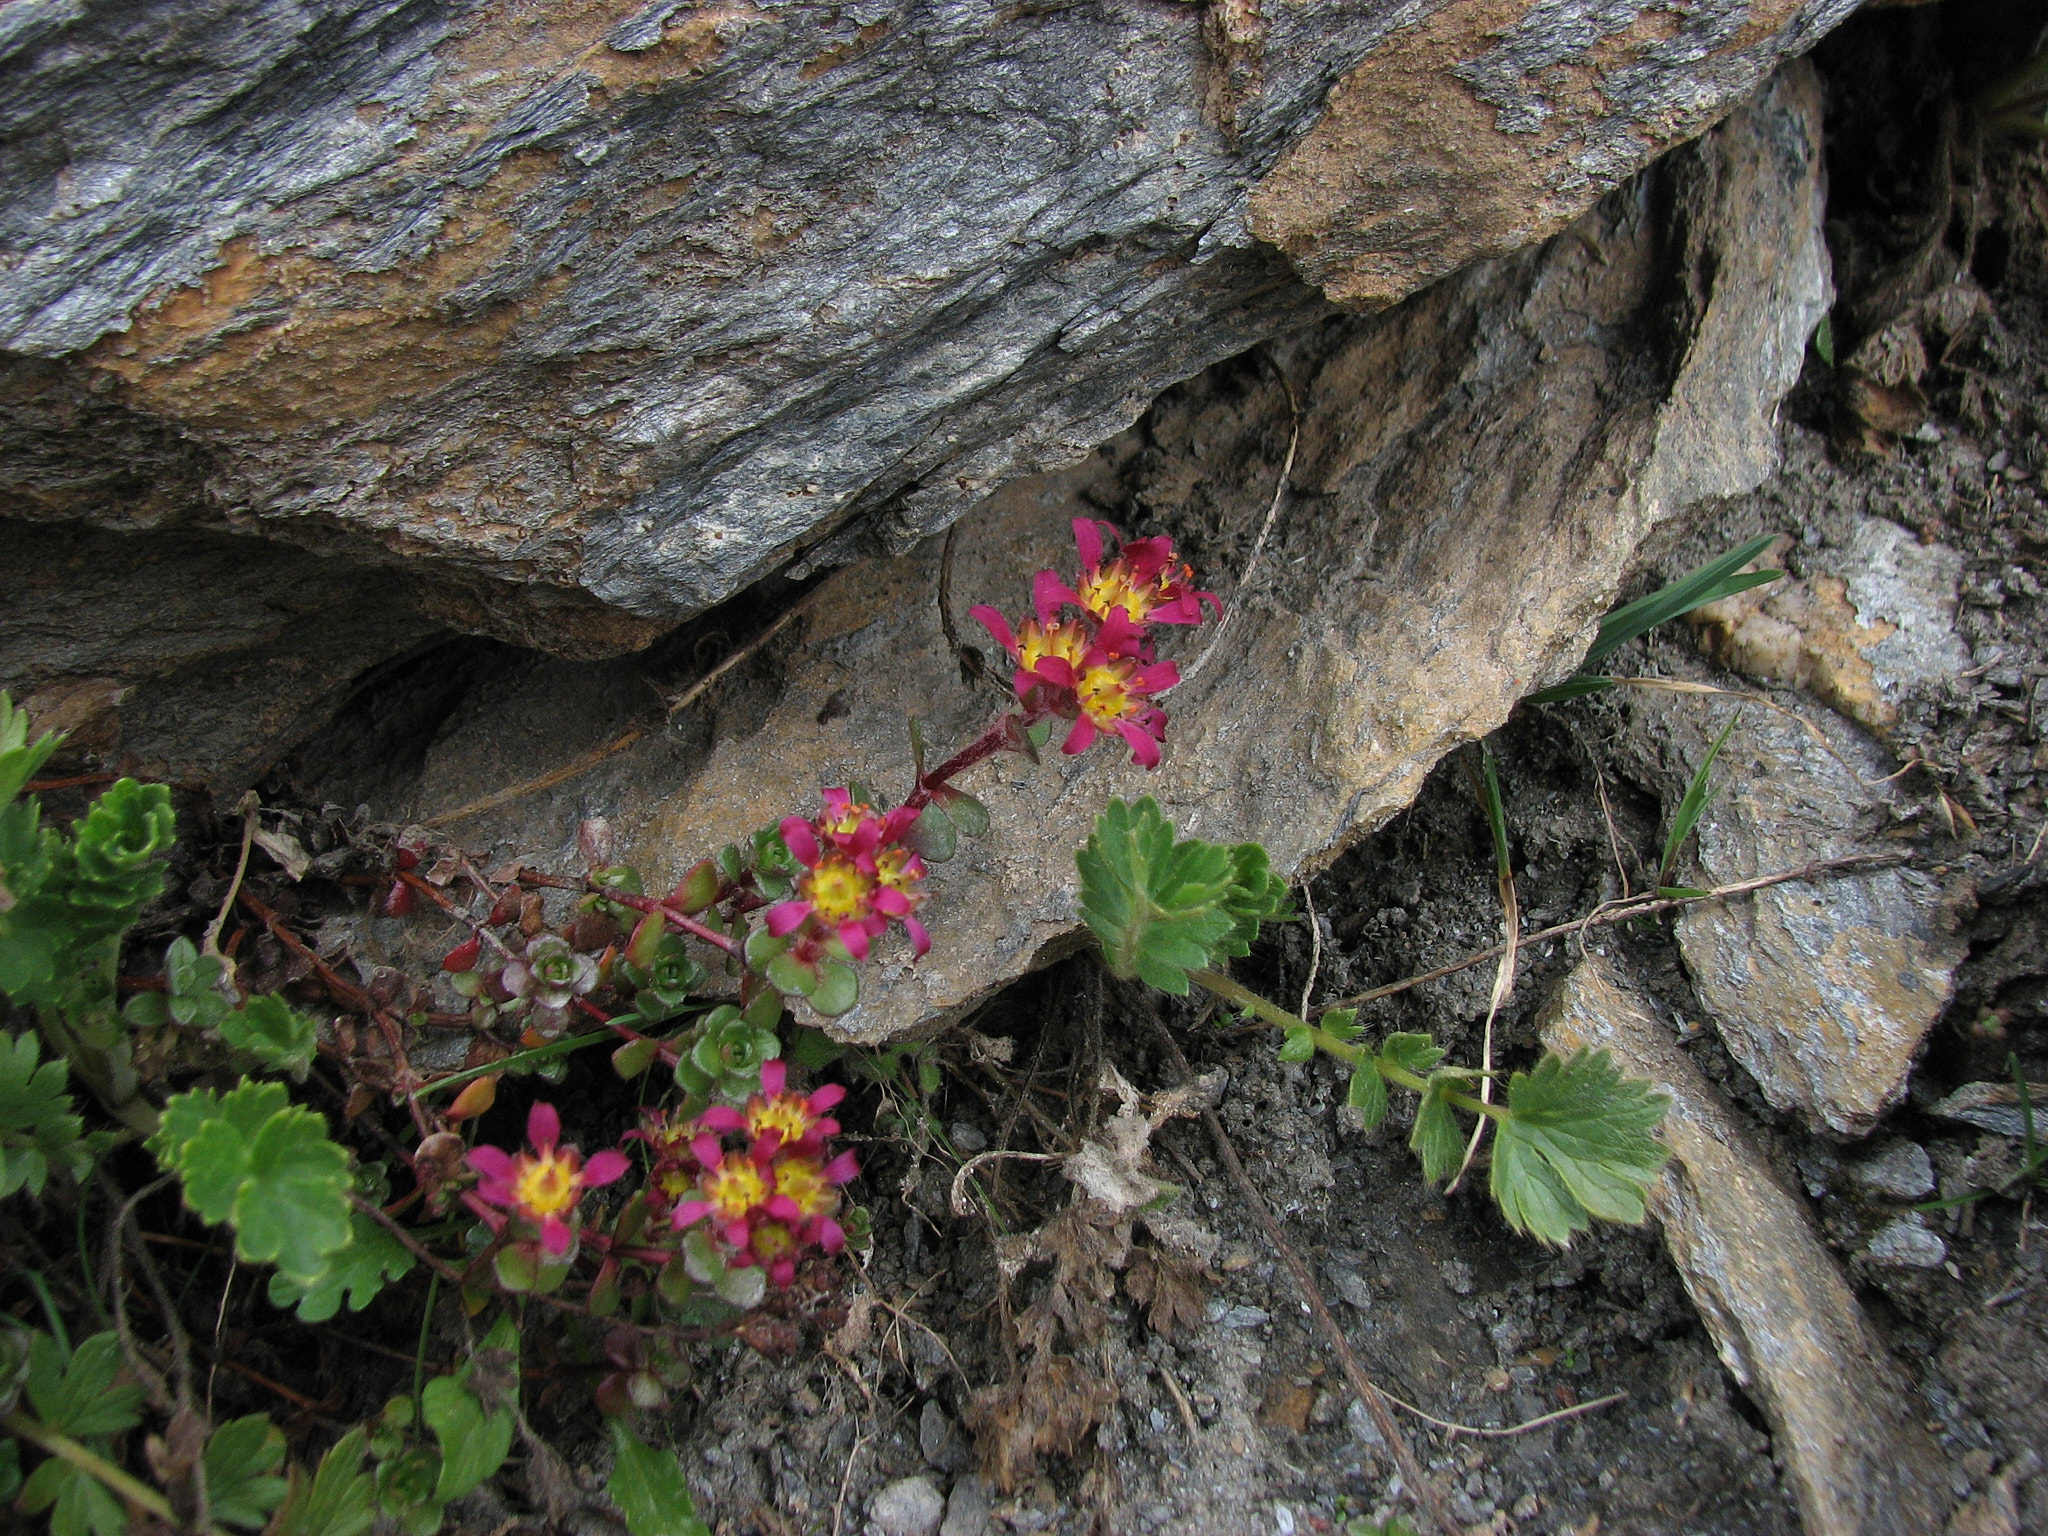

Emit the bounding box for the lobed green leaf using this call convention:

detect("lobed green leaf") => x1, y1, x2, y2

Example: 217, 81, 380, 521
205, 1414, 291, 1529
274, 1427, 377, 1536
23, 1331, 143, 1440
0, 1031, 90, 1198
152, 1080, 354, 1285
1489, 1049, 1671, 1247
606, 1420, 713, 1536
266, 1207, 416, 1322
1076, 798, 1239, 995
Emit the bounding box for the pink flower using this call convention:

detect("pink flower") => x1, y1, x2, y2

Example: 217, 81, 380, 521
467, 1102, 629, 1257
669, 1062, 861, 1290
1035, 643, 1179, 769
1056, 519, 1219, 627
765, 791, 930, 961
697, 1057, 846, 1157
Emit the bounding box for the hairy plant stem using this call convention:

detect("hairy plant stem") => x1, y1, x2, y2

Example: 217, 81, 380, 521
0, 1409, 197, 1530
1189, 968, 1507, 1121
903, 706, 1049, 814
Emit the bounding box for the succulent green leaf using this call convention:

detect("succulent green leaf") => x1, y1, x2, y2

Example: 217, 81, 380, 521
67, 779, 175, 935
930, 787, 990, 837
0, 1438, 19, 1504
903, 804, 957, 863
808, 961, 859, 1017
1409, 1081, 1465, 1186
605, 1419, 712, 1536
266, 1206, 416, 1321
1347, 1063, 1388, 1129
0, 1031, 90, 1197
205, 1414, 291, 1529
274, 1427, 376, 1536
1490, 1049, 1672, 1246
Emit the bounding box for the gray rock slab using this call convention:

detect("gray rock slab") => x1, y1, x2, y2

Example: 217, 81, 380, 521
2, 0, 1859, 658
1929, 1080, 2048, 1140
1863, 1214, 1948, 1270
394, 65, 1833, 1046
938, 1474, 992, 1536
1539, 954, 1955, 1536
1655, 695, 1965, 1136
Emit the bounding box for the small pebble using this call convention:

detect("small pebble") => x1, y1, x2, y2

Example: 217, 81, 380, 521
939, 1474, 993, 1536
949, 1121, 987, 1153
1864, 1214, 1948, 1269
1847, 1141, 1936, 1201
870, 1475, 946, 1536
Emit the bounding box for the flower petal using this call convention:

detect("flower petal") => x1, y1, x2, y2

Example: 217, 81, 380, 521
697, 1105, 745, 1134
691, 1135, 725, 1169
468, 1145, 515, 1180
1072, 517, 1107, 571
760, 1058, 787, 1097
583, 1150, 630, 1187
778, 816, 820, 867
837, 921, 870, 961
879, 805, 921, 844
770, 1258, 797, 1289
1116, 718, 1163, 770
765, 1194, 803, 1222
871, 885, 910, 916
1062, 716, 1098, 756
822, 1149, 860, 1185
815, 1216, 847, 1254
1137, 660, 1180, 693
541, 1218, 574, 1257
903, 915, 931, 957
724, 1220, 753, 1250
1034, 656, 1078, 689
766, 899, 813, 937
809, 1083, 847, 1112
527, 1102, 561, 1151
672, 1199, 712, 1229
969, 604, 1020, 656
1032, 568, 1076, 626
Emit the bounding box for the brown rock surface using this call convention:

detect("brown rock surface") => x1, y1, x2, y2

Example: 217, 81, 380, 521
1539, 953, 1955, 1536
388, 66, 1832, 1045
1, 0, 1858, 692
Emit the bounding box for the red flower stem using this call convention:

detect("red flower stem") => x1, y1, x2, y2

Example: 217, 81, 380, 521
580, 1231, 680, 1267
573, 998, 680, 1067
903, 707, 1047, 814
396, 868, 516, 961
516, 869, 741, 958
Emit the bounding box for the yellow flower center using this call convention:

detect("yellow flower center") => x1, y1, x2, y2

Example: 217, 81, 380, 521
656, 1165, 695, 1202
773, 1157, 840, 1220
874, 847, 920, 894
702, 1156, 769, 1221
819, 799, 875, 837
1075, 660, 1141, 722
512, 1151, 579, 1218
802, 852, 874, 925
751, 1222, 796, 1264
1017, 619, 1088, 675
749, 1093, 816, 1145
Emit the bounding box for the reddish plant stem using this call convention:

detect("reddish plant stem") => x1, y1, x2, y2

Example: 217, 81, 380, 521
396, 868, 516, 961
902, 707, 1045, 814
236, 889, 433, 1135
573, 997, 680, 1067
515, 869, 743, 958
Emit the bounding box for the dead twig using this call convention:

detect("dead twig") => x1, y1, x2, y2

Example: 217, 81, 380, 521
1386, 1388, 1629, 1440
1315, 851, 1906, 1018
1145, 1016, 1458, 1536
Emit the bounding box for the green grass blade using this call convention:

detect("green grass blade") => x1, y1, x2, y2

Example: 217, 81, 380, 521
1583, 536, 1780, 671
1658, 714, 1739, 889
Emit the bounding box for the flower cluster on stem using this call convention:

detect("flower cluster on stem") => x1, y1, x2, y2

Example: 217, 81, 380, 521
970, 519, 1218, 769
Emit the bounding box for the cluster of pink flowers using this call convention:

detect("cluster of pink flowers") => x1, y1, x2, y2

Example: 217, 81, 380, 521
468, 1102, 629, 1257
665, 1060, 859, 1288
971, 519, 1218, 769
768, 787, 930, 961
